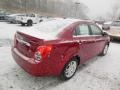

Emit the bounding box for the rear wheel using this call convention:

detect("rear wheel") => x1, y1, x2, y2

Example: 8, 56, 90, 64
27, 20, 33, 26
21, 23, 25, 26
10, 21, 13, 23
60, 58, 78, 80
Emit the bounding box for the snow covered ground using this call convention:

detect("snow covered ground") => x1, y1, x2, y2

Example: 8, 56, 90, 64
0, 22, 120, 90
0, 22, 30, 47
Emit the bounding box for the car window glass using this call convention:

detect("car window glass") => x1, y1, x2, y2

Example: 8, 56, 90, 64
27, 14, 35, 17
79, 24, 89, 35
74, 24, 90, 36
31, 14, 35, 17
90, 25, 102, 35
112, 21, 120, 26
73, 26, 80, 35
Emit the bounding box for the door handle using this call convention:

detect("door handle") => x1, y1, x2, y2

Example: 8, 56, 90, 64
87, 40, 95, 43
93, 40, 96, 43
80, 40, 87, 43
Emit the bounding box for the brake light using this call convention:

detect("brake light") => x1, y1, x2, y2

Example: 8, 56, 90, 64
34, 45, 52, 62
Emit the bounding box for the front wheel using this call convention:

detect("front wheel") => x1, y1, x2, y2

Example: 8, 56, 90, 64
27, 20, 33, 26
60, 58, 78, 80
21, 23, 25, 26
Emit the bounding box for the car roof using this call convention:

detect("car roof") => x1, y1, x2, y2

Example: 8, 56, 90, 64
50, 18, 94, 24
18, 19, 94, 40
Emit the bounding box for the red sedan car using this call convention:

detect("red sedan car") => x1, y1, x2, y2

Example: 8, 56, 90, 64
12, 19, 110, 80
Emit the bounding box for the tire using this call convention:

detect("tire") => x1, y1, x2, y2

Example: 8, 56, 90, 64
100, 44, 109, 56
21, 23, 25, 26
10, 21, 13, 23
39, 19, 43, 22
27, 20, 33, 26
60, 58, 78, 80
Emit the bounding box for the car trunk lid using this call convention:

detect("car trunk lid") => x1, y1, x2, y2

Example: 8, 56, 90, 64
15, 31, 44, 58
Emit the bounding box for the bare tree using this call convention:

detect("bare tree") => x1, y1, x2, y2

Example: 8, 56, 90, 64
0, 0, 89, 19
106, 1, 120, 20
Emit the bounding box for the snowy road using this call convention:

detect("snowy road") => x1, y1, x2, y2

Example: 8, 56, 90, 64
0, 22, 120, 90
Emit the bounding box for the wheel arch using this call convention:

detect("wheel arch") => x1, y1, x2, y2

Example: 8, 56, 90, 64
73, 55, 81, 65
27, 19, 33, 22
59, 54, 81, 80
62, 53, 81, 70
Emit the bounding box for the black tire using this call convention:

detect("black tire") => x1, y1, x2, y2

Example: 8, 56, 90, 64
100, 44, 109, 56
21, 23, 25, 26
27, 20, 33, 26
10, 21, 13, 23
39, 19, 43, 22
60, 58, 78, 80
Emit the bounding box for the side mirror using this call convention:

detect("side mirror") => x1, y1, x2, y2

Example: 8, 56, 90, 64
102, 31, 109, 36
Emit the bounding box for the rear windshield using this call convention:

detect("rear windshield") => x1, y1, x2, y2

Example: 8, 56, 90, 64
33, 19, 75, 36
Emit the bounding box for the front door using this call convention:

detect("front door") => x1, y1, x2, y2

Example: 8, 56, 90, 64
89, 24, 106, 55
73, 23, 96, 64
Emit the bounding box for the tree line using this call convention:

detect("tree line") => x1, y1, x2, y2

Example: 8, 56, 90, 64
0, 0, 89, 19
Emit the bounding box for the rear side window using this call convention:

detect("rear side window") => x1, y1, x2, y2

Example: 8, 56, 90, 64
74, 24, 90, 36
90, 25, 102, 35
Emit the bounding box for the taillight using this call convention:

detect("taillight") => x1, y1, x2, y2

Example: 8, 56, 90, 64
34, 45, 52, 62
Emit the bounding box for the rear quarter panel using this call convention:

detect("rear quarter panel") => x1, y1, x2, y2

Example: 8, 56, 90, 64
44, 40, 80, 75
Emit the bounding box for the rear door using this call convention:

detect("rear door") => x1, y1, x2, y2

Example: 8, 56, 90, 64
73, 23, 96, 64
89, 24, 106, 54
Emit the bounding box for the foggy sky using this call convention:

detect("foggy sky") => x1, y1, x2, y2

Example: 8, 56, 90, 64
75, 0, 119, 18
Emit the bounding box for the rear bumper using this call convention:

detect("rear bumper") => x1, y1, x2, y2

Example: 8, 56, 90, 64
12, 48, 65, 76
12, 48, 39, 76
